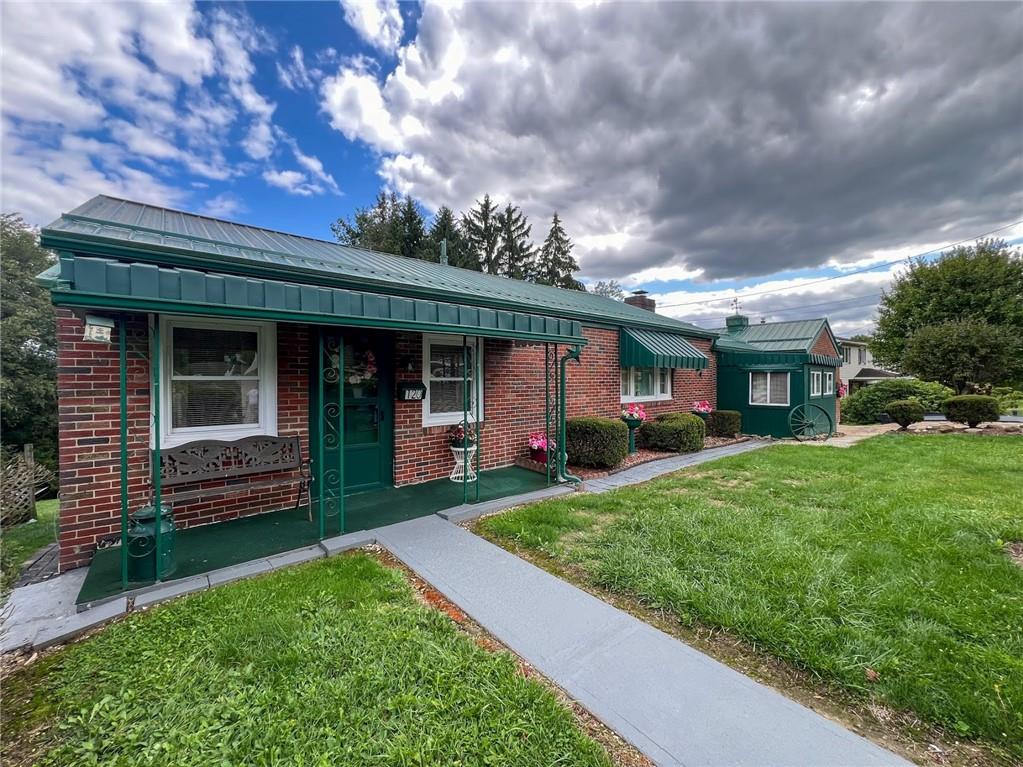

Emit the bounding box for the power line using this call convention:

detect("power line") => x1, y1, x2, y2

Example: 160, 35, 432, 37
676, 292, 884, 325
656, 220, 1022, 310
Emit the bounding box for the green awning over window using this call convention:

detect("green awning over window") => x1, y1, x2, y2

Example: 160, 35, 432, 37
47, 255, 587, 346
619, 328, 708, 370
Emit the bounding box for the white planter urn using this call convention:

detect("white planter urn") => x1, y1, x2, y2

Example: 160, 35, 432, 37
449, 445, 478, 482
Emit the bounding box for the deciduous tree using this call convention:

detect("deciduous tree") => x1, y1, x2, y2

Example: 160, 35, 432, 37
901, 320, 1022, 394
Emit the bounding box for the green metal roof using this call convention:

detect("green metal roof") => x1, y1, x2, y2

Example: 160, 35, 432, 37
48, 254, 587, 346
619, 328, 708, 370
712, 317, 834, 353
41, 195, 715, 339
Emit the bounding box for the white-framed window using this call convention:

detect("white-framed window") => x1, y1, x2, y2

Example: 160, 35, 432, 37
422, 334, 484, 426
157, 316, 277, 448
811, 371, 822, 397
620, 366, 672, 402
857, 347, 866, 365
842, 346, 852, 363
749, 371, 789, 406
824, 372, 834, 395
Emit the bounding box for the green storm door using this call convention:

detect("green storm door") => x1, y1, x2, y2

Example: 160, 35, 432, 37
342, 331, 393, 493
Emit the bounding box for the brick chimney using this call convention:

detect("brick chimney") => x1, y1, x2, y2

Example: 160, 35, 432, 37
725, 314, 749, 334
625, 290, 656, 312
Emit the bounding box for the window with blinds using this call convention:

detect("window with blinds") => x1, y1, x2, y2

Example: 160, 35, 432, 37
423, 335, 483, 426
159, 318, 277, 447
749, 371, 789, 406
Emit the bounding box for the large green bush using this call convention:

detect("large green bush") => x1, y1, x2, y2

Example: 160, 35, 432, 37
637, 413, 705, 453
942, 395, 1001, 428
885, 399, 925, 429
992, 386, 1023, 414
565, 417, 628, 468
841, 379, 953, 424
708, 410, 741, 437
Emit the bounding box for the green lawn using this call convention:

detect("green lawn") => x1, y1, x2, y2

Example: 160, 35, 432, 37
1, 498, 57, 596
480, 435, 1023, 757
2, 554, 610, 767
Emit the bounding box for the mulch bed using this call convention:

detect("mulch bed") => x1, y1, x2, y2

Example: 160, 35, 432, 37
569, 436, 750, 480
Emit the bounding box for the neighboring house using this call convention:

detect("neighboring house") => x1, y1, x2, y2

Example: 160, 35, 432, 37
714, 315, 843, 438
37, 196, 717, 575
837, 337, 901, 391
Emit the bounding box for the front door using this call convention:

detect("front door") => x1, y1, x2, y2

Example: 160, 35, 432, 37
342, 331, 393, 493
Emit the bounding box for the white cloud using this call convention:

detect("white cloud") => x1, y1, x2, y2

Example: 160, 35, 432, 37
277, 45, 317, 90
201, 192, 245, 218
320, 67, 403, 151
339, 0, 404, 54
262, 168, 325, 197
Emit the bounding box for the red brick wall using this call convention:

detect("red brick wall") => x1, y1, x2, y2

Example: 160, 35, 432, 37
810, 329, 842, 422
56, 310, 310, 571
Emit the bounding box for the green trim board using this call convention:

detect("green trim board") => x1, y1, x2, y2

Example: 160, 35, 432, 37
619, 328, 708, 370
50, 254, 587, 346
41, 195, 717, 340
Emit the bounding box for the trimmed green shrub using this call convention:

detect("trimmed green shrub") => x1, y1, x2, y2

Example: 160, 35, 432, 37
565, 416, 628, 468
885, 399, 925, 429
992, 386, 1023, 415
708, 410, 742, 437
841, 379, 954, 424
637, 412, 705, 453
942, 395, 1001, 428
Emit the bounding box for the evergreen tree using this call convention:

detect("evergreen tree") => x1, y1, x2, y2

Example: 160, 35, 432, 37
399, 195, 427, 260
330, 190, 403, 255
461, 194, 501, 274
1, 214, 57, 468
496, 203, 536, 281
426, 206, 477, 269
536, 212, 583, 290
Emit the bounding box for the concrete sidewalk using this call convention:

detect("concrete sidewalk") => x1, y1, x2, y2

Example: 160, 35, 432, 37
378, 515, 909, 767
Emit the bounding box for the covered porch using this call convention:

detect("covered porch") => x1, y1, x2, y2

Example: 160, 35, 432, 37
44, 252, 586, 603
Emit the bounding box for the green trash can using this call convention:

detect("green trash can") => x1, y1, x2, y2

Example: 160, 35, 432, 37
127, 503, 177, 581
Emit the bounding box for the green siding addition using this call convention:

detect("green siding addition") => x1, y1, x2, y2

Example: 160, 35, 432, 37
619, 328, 708, 370
52, 255, 587, 345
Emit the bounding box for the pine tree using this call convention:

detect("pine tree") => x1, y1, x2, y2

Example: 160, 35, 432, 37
461, 194, 501, 274
536, 212, 583, 290
426, 206, 477, 269
399, 195, 427, 260
331, 190, 403, 255
496, 203, 536, 281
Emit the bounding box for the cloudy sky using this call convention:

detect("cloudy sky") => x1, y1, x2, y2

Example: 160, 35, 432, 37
2, 1, 1021, 335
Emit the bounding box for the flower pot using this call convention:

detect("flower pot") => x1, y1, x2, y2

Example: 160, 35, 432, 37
529, 448, 548, 465
621, 416, 644, 454
691, 411, 709, 422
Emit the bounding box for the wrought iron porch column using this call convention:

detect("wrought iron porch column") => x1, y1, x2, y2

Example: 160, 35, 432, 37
151, 316, 163, 582
557, 344, 582, 484
118, 316, 129, 590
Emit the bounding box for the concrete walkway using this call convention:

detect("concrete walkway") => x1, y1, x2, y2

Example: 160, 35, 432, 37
378, 515, 908, 767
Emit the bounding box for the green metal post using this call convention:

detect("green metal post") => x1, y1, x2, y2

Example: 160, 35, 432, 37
558, 345, 582, 484
474, 336, 481, 502
462, 337, 469, 505
317, 330, 325, 539
337, 335, 345, 536
151, 316, 162, 582
118, 316, 129, 590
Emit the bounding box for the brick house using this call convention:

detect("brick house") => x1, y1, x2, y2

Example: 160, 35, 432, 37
39, 196, 719, 581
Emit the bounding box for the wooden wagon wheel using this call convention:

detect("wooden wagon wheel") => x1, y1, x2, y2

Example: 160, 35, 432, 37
788, 404, 833, 441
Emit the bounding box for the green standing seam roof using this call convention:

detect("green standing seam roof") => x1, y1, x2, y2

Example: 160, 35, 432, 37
50, 255, 587, 346
712, 317, 838, 354
619, 328, 708, 370
40, 195, 717, 340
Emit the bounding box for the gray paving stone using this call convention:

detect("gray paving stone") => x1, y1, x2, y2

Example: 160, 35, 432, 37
319, 530, 376, 556
267, 545, 324, 569
377, 515, 907, 767
33, 597, 128, 650
133, 576, 210, 609
206, 558, 272, 586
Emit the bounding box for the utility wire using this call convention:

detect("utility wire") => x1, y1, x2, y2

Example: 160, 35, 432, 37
656, 220, 1022, 310
677, 291, 883, 325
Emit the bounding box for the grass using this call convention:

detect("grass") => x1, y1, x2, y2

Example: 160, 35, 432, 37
480, 434, 1023, 758
1, 498, 58, 596
1, 553, 611, 767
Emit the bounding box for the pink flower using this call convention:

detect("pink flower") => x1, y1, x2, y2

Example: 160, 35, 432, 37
692, 400, 712, 413
621, 403, 648, 421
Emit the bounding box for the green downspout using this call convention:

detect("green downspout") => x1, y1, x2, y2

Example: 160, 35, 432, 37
462, 337, 469, 505
558, 345, 582, 484
474, 336, 481, 502
151, 317, 162, 582
337, 336, 345, 536
118, 316, 128, 590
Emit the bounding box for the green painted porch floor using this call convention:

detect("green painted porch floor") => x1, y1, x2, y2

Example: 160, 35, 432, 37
77, 466, 548, 605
